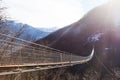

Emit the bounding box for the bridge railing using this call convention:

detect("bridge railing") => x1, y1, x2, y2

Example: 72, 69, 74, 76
0, 33, 86, 66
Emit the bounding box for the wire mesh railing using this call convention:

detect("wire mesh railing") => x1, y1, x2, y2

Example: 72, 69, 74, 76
0, 33, 94, 67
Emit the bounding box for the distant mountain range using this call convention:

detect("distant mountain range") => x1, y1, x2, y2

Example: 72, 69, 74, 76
0, 21, 58, 41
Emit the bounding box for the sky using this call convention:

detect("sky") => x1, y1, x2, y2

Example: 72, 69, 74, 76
2, 0, 108, 28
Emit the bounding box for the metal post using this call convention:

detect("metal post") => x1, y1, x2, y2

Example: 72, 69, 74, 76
18, 47, 22, 69
70, 53, 72, 66
20, 48, 22, 65
31, 47, 35, 64
10, 45, 12, 65
60, 53, 63, 62
42, 49, 45, 63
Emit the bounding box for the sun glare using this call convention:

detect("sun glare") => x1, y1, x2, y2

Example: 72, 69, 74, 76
108, 0, 120, 28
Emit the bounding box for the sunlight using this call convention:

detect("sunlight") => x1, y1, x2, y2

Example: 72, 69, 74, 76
109, 0, 120, 27
3, 0, 108, 28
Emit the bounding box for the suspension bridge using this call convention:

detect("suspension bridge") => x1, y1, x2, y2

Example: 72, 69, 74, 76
0, 33, 94, 76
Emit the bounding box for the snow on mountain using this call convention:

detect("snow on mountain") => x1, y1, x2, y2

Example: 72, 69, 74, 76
1, 21, 55, 41
88, 33, 104, 42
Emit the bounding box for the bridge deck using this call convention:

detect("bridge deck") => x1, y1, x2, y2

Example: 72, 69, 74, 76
0, 62, 74, 76
0, 62, 70, 68
0, 33, 94, 76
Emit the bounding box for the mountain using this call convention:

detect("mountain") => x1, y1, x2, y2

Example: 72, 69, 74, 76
35, 2, 120, 79
0, 21, 56, 41
36, 2, 120, 57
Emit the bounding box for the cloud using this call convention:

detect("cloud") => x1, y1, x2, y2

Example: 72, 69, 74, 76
3, 0, 84, 28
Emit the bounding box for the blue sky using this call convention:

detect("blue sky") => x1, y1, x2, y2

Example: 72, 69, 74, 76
3, 0, 108, 28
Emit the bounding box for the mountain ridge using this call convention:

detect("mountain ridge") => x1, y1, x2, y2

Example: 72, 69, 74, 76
0, 20, 57, 41
35, 2, 120, 71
